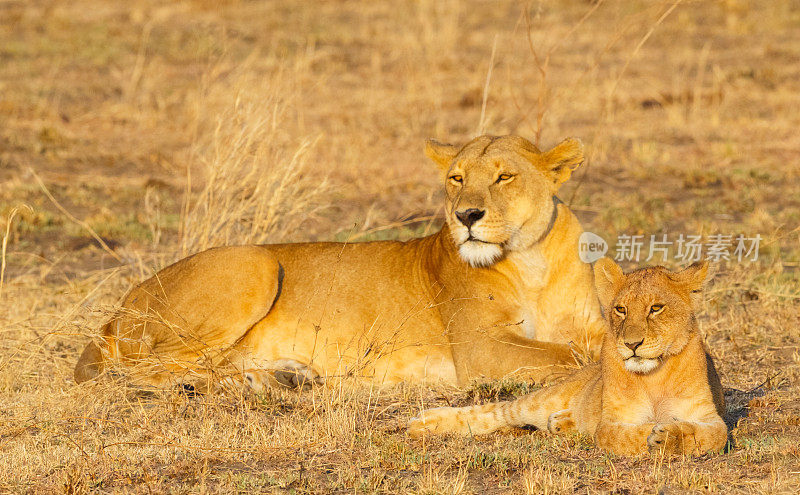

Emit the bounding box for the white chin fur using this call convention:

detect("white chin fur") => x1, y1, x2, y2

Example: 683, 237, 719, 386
624, 357, 659, 374
459, 241, 503, 267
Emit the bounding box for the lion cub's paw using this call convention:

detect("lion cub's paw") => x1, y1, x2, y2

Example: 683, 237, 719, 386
547, 409, 575, 434
647, 423, 684, 454
407, 407, 464, 437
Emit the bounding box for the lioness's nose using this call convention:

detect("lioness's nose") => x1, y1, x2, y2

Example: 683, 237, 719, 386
455, 208, 485, 228
624, 338, 644, 352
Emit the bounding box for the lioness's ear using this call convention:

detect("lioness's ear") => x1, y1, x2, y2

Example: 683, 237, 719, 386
676, 260, 709, 293
425, 139, 459, 171
541, 137, 584, 186
593, 257, 625, 309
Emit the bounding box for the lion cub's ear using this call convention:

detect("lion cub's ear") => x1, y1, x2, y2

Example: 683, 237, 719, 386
541, 138, 584, 187
593, 257, 625, 309
674, 260, 709, 308
675, 260, 709, 292
425, 139, 460, 171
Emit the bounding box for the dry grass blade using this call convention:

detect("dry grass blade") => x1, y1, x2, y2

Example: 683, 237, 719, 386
522, 0, 605, 145
607, 0, 684, 102
569, 0, 684, 205
178, 74, 328, 257
0, 205, 31, 301
32, 171, 124, 263
476, 35, 498, 136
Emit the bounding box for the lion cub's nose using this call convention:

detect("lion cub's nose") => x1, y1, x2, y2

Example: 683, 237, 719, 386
456, 208, 485, 228
624, 338, 644, 352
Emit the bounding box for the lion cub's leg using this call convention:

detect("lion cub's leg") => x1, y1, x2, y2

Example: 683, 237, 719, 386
408, 401, 523, 437
547, 409, 575, 434
594, 421, 657, 455
647, 419, 727, 454
408, 386, 566, 437
409, 366, 596, 437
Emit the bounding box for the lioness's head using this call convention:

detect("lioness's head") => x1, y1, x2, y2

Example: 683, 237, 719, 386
593, 257, 709, 374
426, 135, 584, 267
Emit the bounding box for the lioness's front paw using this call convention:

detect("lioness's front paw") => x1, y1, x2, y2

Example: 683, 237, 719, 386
407, 407, 461, 437
547, 409, 575, 435
647, 423, 682, 453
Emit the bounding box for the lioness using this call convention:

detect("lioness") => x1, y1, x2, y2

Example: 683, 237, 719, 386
74, 135, 605, 390
408, 258, 728, 456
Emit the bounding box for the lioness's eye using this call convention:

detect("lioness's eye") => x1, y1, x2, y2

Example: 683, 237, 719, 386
613, 306, 626, 316
496, 173, 514, 183
649, 304, 665, 315
449, 175, 463, 184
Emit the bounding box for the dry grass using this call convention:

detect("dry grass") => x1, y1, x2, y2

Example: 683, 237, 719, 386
1, 0, 799, 492
177, 69, 328, 258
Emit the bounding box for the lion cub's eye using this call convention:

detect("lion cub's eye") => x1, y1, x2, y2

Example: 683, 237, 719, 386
495, 173, 514, 183
649, 304, 665, 315
613, 305, 627, 317
449, 175, 463, 184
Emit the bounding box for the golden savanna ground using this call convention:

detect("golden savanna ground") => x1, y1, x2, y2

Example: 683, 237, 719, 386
1, 0, 799, 492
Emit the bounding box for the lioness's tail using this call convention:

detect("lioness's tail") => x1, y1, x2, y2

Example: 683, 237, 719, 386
74, 339, 105, 383
74, 321, 118, 383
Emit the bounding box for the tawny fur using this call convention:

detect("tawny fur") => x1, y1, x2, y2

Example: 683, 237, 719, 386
74, 135, 606, 390
408, 258, 728, 456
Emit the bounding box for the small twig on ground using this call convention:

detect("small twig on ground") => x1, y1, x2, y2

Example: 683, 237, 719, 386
750, 371, 782, 392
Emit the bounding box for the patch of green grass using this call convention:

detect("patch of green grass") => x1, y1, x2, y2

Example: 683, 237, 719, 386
462, 377, 541, 405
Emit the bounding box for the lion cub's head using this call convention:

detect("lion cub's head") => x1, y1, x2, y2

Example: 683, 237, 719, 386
425, 135, 584, 267
593, 257, 709, 374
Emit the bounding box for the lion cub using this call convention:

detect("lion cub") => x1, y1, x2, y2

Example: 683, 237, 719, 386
408, 258, 728, 455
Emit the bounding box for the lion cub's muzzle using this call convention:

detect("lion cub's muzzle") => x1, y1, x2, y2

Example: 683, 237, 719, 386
616, 325, 662, 373
617, 337, 662, 374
